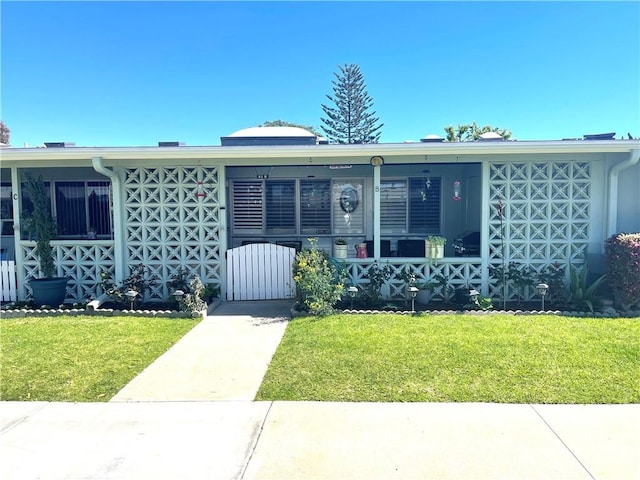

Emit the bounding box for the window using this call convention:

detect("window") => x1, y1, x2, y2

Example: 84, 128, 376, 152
55, 181, 112, 238
232, 181, 263, 233
332, 180, 364, 235
380, 180, 408, 234
21, 180, 112, 239
300, 180, 331, 234
381, 177, 441, 234
1, 183, 13, 235
409, 177, 441, 233
233, 178, 329, 235
265, 180, 296, 234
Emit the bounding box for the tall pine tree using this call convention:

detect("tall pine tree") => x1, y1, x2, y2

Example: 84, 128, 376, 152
321, 64, 383, 144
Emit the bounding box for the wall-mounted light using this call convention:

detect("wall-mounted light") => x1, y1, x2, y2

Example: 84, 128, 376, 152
370, 156, 384, 166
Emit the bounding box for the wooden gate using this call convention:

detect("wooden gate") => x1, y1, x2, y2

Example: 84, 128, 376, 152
1, 260, 17, 303
226, 243, 296, 300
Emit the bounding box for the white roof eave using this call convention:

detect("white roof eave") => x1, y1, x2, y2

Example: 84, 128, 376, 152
1, 140, 639, 165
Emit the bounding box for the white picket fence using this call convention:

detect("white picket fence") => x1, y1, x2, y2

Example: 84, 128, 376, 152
1, 260, 17, 303
226, 243, 296, 301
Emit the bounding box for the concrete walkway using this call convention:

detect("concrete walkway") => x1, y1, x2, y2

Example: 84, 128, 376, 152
111, 300, 291, 402
1, 300, 639, 479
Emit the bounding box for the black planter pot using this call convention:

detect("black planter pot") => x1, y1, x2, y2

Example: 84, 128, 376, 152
28, 277, 69, 307
454, 288, 470, 306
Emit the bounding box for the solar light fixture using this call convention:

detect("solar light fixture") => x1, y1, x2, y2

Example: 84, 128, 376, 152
536, 283, 549, 311
408, 286, 419, 312
469, 289, 480, 304
347, 286, 358, 309
173, 289, 185, 309
125, 290, 139, 310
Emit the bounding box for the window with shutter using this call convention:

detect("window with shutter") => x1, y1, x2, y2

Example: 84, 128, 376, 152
381, 179, 408, 234
300, 180, 331, 234
232, 180, 263, 233
409, 177, 441, 234
265, 180, 296, 234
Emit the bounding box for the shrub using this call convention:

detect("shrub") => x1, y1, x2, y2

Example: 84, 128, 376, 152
363, 262, 393, 307
293, 238, 345, 316
180, 277, 207, 317
536, 262, 567, 306
489, 261, 534, 305
100, 265, 157, 305
605, 233, 640, 310
566, 265, 606, 313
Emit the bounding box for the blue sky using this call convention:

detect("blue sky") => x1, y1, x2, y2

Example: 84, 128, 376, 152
2, 1, 639, 147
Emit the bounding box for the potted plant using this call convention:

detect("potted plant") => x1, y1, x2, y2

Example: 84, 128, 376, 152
23, 172, 69, 307
425, 235, 446, 260
333, 238, 348, 259
416, 280, 438, 305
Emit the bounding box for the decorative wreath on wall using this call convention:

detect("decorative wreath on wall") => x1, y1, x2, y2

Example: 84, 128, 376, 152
340, 185, 359, 214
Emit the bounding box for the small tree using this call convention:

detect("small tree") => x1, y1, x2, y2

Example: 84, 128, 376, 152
444, 122, 512, 142
321, 63, 383, 144
0, 120, 10, 145
23, 172, 56, 278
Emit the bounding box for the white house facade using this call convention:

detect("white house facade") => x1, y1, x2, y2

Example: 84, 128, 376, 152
1, 129, 638, 304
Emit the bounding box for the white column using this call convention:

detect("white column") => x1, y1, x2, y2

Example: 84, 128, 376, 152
11, 166, 25, 299
373, 164, 381, 258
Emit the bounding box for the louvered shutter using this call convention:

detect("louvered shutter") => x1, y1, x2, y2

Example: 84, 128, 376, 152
409, 177, 441, 234
266, 180, 296, 234
300, 180, 331, 234
381, 180, 408, 234
232, 181, 263, 233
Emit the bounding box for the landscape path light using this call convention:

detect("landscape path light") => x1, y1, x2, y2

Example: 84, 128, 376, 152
536, 283, 549, 311
469, 289, 480, 307
125, 290, 139, 310
408, 286, 419, 312
173, 289, 185, 310
347, 286, 358, 309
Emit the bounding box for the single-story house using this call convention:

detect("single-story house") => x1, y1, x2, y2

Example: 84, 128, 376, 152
1, 127, 639, 304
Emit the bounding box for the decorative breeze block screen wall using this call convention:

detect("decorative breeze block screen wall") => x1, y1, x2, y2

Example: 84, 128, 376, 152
488, 161, 591, 299
123, 166, 221, 301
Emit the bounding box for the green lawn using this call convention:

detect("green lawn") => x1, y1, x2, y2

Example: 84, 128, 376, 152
256, 313, 640, 404
1, 315, 199, 402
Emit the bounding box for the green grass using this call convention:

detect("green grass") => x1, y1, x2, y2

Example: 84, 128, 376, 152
256, 313, 640, 404
1, 315, 199, 402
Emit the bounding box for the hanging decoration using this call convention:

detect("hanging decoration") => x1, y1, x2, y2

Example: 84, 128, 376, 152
196, 180, 205, 198
340, 185, 359, 226
453, 180, 462, 201
420, 168, 431, 201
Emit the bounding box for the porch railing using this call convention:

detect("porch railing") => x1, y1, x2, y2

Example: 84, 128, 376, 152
335, 257, 483, 302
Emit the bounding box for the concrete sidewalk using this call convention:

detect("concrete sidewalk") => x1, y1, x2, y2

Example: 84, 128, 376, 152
1, 401, 638, 479
111, 300, 291, 402
2, 301, 638, 479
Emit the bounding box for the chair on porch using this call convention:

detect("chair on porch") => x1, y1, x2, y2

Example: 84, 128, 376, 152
276, 241, 302, 253
364, 240, 391, 258
397, 239, 425, 257
241, 240, 270, 246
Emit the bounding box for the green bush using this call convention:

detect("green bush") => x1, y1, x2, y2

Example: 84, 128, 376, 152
605, 233, 640, 310
566, 265, 606, 313
293, 238, 345, 316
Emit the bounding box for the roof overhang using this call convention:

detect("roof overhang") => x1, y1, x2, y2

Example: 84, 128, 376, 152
1, 140, 639, 166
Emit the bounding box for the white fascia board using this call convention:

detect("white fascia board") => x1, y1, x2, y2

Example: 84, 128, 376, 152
1, 140, 639, 165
